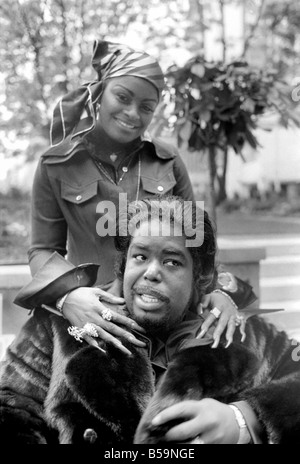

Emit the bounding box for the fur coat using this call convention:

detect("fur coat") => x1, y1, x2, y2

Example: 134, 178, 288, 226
0, 309, 300, 444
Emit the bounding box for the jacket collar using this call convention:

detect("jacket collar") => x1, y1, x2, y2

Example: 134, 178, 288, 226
132, 311, 214, 372
42, 134, 177, 165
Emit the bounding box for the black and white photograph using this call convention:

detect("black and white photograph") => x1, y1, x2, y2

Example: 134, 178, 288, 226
0, 0, 300, 447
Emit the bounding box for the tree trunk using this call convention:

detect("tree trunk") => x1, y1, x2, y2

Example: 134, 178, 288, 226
216, 147, 228, 205
208, 145, 217, 224
219, 0, 227, 62
193, 0, 206, 57
242, 0, 267, 58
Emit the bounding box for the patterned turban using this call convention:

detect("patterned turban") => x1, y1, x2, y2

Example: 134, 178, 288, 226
50, 40, 165, 146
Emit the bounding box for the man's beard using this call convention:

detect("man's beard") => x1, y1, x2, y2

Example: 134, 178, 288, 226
127, 293, 193, 339
137, 313, 184, 338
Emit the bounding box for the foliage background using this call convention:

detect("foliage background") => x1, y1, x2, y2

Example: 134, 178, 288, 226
2, 0, 300, 152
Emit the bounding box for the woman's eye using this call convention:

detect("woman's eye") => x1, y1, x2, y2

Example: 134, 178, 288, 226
141, 105, 155, 114
117, 94, 129, 103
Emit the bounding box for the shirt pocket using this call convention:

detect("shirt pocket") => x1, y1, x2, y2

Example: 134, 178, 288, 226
141, 170, 176, 195
61, 181, 98, 204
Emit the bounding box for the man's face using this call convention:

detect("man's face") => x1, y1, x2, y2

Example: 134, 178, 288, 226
98, 76, 159, 144
123, 219, 194, 337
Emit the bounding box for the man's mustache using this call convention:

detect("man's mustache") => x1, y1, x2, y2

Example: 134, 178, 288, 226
133, 286, 170, 303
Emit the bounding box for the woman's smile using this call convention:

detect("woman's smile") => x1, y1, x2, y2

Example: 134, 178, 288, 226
114, 117, 140, 131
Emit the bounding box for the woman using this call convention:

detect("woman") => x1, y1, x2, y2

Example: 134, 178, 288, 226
28, 40, 255, 354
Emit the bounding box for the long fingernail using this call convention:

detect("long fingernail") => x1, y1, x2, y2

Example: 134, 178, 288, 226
92, 341, 106, 353
197, 330, 206, 339
123, 348, 132, 356
131, 338, 147, 347
241, 334, 246, 343
212, 339, 219, 349
152, 415, 161, 425
225, 340, 232, 349
116, 341, 132, 356
97, 346, 106, 353
131, 322, 146, 333
128, 335, 146, 345
197, 304, 204, 315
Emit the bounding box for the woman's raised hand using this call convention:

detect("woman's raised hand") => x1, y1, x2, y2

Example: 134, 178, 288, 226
62, 286, 146, 356
196, 291, 246, 348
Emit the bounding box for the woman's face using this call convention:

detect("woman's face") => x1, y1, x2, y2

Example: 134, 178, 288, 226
98, 76, 159, 144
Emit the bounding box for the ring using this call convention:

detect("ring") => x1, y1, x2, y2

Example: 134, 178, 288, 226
235, 315, 244, 326
210, 307, 221, 319
83, 322, 99, 338
101, 308, 113, 321
68, 326, 85, 343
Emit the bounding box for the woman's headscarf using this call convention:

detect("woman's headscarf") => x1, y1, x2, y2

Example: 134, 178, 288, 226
50, 40, 165, 146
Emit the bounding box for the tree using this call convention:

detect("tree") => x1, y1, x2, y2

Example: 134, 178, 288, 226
157, 57, 300, 221
248, 0, 300, 74
155, 0, 300, 221
1, 0, 298, 145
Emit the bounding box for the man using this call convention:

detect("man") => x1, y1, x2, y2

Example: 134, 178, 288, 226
1, 196, 299, 444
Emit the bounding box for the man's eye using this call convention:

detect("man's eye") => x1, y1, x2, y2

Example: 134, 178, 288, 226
134, 254, 146, 262
165, 259, 181, 267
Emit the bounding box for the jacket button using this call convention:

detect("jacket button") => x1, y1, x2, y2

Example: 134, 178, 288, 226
83, 428, 98, 444
157, 186, 164, 192
76, 195, 82, 201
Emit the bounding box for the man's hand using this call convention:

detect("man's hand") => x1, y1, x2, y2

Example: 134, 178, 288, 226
196, 291, 246, 348
151, 399, 240, 444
